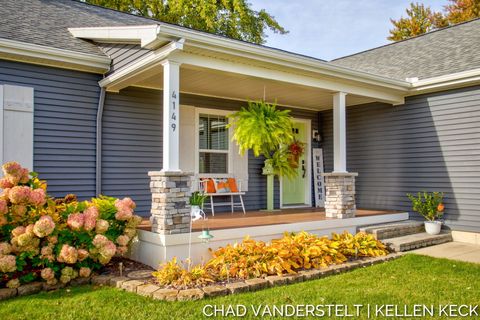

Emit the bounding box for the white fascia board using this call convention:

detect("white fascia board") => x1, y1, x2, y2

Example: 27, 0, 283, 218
68, 25, 171, 49
409, 68, 480, 93
98, 39, 184, 91
0, 38, 111, 73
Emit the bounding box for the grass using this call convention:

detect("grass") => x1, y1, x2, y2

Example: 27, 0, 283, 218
1, 254, 479, 320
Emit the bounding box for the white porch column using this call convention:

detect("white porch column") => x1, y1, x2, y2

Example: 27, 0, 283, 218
333, 92, 347, 173
162, 60, 181, 172
323, 91, 357, 219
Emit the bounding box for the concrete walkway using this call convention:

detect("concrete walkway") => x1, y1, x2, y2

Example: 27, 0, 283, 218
412, 241, 480, 264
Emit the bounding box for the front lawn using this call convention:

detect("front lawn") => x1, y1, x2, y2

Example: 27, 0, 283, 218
1, 254, 479, 320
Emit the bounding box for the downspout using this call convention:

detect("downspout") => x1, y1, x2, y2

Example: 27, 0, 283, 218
96, 87, 106, 196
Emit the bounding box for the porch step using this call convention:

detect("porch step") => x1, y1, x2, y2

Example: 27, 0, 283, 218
358, 220, 424, 240
383, 232, 453, 252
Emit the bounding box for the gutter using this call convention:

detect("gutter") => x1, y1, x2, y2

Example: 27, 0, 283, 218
408, 68, 480, 93
95, 87, 106, 196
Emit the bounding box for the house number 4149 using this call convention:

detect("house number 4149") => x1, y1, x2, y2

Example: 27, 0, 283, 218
171, 91, 177, 132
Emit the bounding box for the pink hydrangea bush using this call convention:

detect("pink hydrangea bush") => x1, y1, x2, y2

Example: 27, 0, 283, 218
0, 161, 142, 288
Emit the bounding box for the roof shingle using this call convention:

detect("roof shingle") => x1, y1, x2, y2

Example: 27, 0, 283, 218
0, 0, 154, 56
331, 18, 480, 80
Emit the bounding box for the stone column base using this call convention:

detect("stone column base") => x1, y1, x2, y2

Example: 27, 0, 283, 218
322, 172, 358, 219
149, 170, 193, 234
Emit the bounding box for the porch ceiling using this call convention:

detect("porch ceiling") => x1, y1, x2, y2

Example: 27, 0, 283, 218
135, 65, 375, 110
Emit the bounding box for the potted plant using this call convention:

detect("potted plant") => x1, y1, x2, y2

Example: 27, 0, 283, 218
407, 192, 445, 235
228, 100, 297, 211
189, 192, 207, 221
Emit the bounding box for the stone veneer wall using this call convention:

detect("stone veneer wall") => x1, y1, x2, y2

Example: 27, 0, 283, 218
323, 172, 358, 219
149, 171, 193, 234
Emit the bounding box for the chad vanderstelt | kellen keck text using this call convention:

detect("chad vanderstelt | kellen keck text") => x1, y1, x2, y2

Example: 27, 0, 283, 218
202, 304, 480, 318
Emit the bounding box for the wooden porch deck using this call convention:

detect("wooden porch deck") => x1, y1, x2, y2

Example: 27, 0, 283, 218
138, 208, 400, 232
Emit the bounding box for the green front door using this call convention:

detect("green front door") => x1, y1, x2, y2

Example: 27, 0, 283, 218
282, 122, 307, 206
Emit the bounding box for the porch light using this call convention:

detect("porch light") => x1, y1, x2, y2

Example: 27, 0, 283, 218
198, 229, 214, 243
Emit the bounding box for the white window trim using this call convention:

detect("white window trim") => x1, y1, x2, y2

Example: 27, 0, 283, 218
194, 107, 233, 178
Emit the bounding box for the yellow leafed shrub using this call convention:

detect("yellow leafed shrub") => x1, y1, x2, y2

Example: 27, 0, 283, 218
152, 257, 214, 289
153, 231, 389, 288
333, 231, 388, 258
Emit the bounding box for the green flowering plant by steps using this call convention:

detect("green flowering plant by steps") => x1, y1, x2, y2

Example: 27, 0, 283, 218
407, 191, 445, 221
0, 161, 142, 289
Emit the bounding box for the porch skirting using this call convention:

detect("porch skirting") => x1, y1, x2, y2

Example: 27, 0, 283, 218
323, 172, 358, 219
129, 211, 409, 268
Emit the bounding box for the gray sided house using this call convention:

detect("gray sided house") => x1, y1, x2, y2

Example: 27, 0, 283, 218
0, 0, 479, 238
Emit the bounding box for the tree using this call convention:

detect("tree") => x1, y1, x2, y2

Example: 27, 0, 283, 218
388, 2, 447, 41
85, 0, 287, 44
389, 1, 480, 41
444, 0, 480, 24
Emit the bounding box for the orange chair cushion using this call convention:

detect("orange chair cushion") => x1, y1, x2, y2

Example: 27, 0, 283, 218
227, 178, 239, 192
203, 178, 216, 193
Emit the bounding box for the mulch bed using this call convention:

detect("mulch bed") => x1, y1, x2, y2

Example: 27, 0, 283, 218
102, 257, 154, 277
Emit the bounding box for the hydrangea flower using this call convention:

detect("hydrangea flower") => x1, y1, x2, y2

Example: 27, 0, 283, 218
0, 178, 14, 189
123, 228, 137, 239
83, 206, 99, 231
40, 245, 55, 262
60, 266, 78, 284
8, 186, 31, 204
79, 267, 91, 278
57, 244, 78, 264
0, 254, 16, 273
114, 197, 136, 221
95, 219, 109, 234
67, 212, 84, 231
0, 242, 12, 255
92, 234, 109, 248
41, 267, 55, 281
47, 235, 58, 245
116, 246, 128, 255
11, 226, 26, 237
10, 204, 27, 217
30, 188, 46, 206
33, 215, 55, 237
6, 278, 20, 289
77, 249, 89, 261
116, 235, 130, 246
2, 161, 22, 177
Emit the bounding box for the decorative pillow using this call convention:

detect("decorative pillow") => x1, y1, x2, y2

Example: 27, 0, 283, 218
202, 178, 216, 193
227, 178, 239, 192
214, 178, 231, 193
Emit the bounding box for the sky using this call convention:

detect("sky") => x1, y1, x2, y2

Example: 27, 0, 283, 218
250, 0, 446, 61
